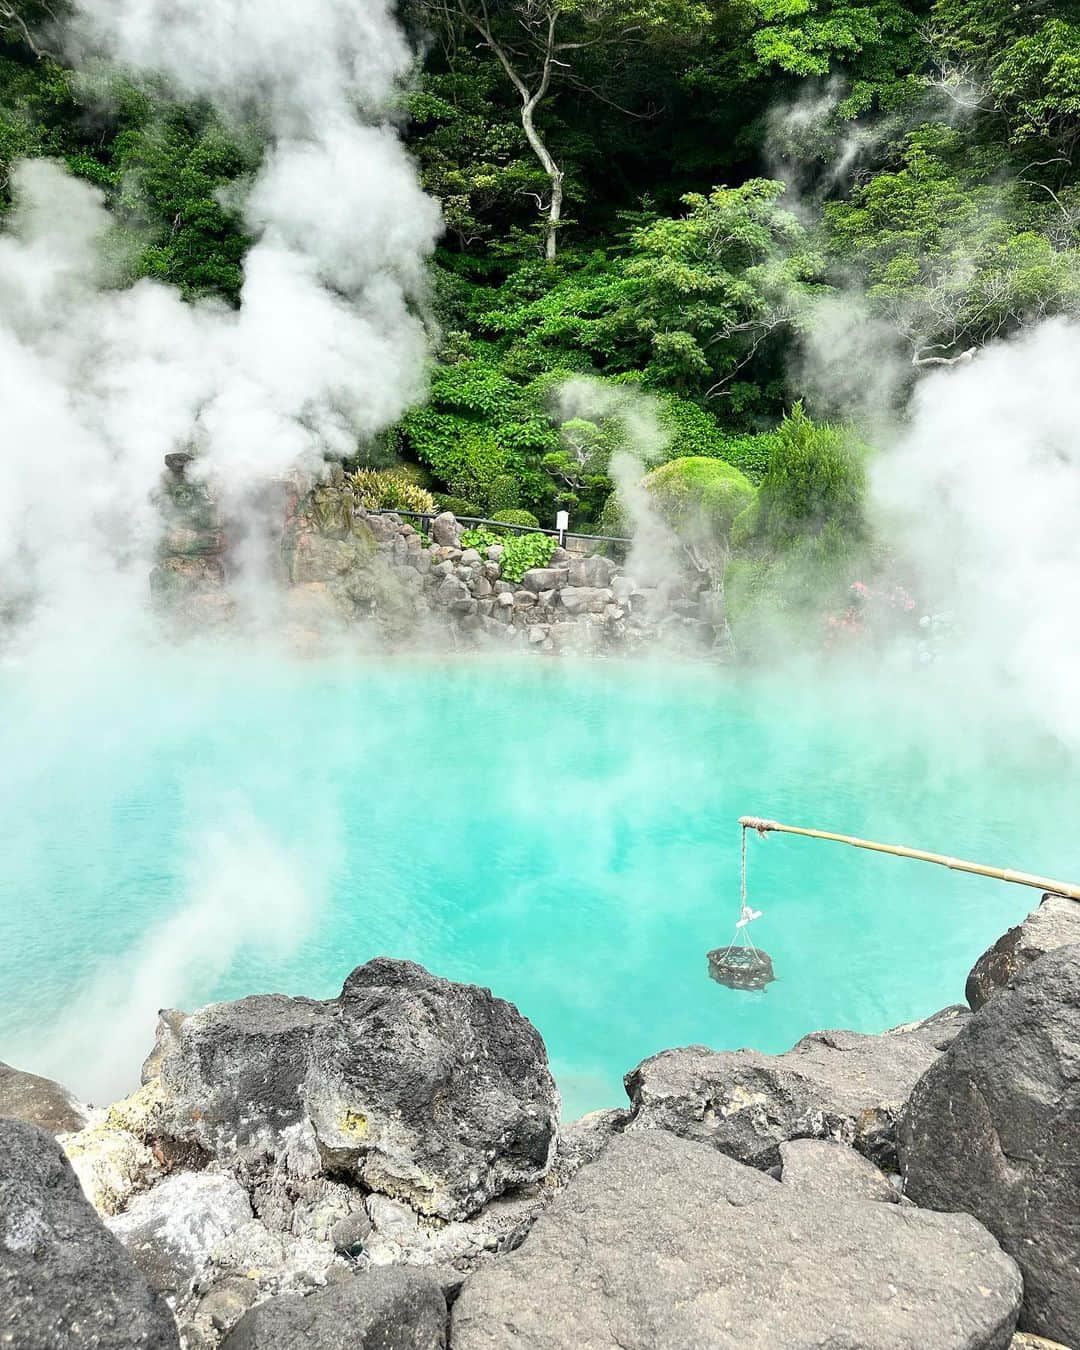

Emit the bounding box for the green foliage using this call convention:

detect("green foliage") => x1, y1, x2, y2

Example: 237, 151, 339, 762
724, 405, 871, 646
434, 495, 483, 518
642, 456, 755, 545
499, 531, 558, 582
459, 526, 501, 552
491, 508, 541, 528
348, 469, 436, 514
398, 343, 558, 511
746, 404, 867, 550
486, 473, 521, 511
825, 125, 1080, 358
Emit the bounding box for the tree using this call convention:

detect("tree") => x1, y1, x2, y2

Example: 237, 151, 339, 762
408, 0, 705, 258
825, 125, 1080, 364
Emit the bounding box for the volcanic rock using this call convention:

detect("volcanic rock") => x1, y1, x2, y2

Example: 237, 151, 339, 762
0, 1118, 179, 1349
624, 1005, 969, 1169
0, 1059, 88, 1134
966, 893, 1080, 1009
148, 958, 559, 1220
900, 945, 1080, 1343
220, 1267, 446, 1350
450, 1130, 1021, 1350
778, 1137, 899, 1202
107, 1171, 254, 1297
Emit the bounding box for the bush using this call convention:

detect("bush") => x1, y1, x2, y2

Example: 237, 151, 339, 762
434, 494, 482, 518
486, 473, 521, 512
500, 532, 557, 582
747, 403, 867, 552
491, 508, 541, 528
393, 460, 436, 490
460, 526, 501, 552
641, 456, 755, 545
714, 433, 779, 484
348, 469, 436, 514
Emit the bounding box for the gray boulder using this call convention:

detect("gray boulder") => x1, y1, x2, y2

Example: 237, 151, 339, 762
624, 1005, 968, 1169
430, 512, 461, 547
107, 1170, 254, 1296
900, 945, 1080, 1344
0, 1059, 88, 1134
451, 1131, 1020, 1350
778, 1137, 899, 1203
149, 958, 559, 1220
966, 894, 1080, 1009
220, 1267, 446, 1350
0, 1118, 179, 1349
558, 586, 610, 615
568, 555, 616, 588
520, 567, 567, 593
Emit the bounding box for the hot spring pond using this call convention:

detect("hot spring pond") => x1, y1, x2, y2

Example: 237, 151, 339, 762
0, 649, 1073, 1118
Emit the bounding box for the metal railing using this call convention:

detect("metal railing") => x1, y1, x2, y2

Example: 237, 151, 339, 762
370, 509, 631, 554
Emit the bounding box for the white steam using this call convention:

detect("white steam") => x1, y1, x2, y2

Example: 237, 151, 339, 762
17, 807, 331, 1103
552, 376, 681, 585
876, 318, 1080, 747
1, 0, 441, 638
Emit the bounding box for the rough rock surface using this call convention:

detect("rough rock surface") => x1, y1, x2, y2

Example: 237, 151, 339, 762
107, 1170, 254, 1296
149, 958, 559, 1220
60, 1081, 172, 1215
966, 893, 1080, 1009
220, 1268, 446, 1350
177, 1221, 345, 1346
0, 1118, 179, 1349
624, 1005, 969, 1169
0, 1059, 88, 1133
900, 945, 1080, 1344
451, 1130, 1021, 1350
778, 1137, 899, 1202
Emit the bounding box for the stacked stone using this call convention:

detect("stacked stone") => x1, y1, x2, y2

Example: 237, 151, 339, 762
361, 510, 724, 654
149, 453, 234, 626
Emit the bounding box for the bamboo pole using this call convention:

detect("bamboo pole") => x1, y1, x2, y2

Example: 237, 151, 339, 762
738, 816, 1080, 902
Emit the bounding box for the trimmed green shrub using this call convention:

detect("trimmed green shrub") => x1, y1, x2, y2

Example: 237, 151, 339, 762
486, 474, 521, 511
500, 532, 557, 582
491, 508, 541, 528
434, 495, 482, 518
747, 403, 867, 551
641, 456, 755, 545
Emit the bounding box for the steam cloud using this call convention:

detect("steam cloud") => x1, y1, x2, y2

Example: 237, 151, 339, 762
876, 318, 1080, 749
552, 376, 682, 586
14, 807, 333, 1103
0, 0, 441, 639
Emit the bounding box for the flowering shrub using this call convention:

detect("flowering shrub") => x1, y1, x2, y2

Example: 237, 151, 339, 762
823, 580, 918, 648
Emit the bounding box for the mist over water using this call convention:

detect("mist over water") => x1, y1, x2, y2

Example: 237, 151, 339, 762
3, 6, 1080, 1120
1, 645, 1074, 1115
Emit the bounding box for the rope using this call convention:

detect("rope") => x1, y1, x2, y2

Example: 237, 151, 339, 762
731, 823, 762, 954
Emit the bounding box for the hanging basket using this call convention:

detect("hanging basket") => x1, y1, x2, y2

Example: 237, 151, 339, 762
707, 943, 775, 991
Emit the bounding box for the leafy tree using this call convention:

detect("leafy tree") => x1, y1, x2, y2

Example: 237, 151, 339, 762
825, 125, 1080, 363
407, 0, 707, 258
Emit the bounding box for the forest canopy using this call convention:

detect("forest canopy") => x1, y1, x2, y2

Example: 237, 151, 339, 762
2, 0, 1079, 615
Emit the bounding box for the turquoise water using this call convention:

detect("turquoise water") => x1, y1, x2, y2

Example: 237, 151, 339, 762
1, 646, 1075, 1118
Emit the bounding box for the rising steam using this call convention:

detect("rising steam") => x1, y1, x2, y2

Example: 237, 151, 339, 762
0, 0, 441, 638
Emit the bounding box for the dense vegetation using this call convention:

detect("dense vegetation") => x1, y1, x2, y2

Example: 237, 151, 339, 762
3, 0, 1079, 641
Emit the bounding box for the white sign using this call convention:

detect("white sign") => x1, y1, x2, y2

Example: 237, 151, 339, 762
555, 510, 569, 532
